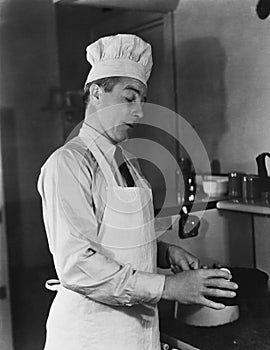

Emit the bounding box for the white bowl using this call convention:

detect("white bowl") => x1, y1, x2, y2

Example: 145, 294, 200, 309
202, 176, 228, 197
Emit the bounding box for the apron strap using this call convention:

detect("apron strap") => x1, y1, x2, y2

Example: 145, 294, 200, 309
80, 133, 119, 187
124, 152, 149, 189
45, 279, 61, 292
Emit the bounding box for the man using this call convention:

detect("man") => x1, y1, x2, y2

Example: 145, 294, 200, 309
38, 34, 238, 350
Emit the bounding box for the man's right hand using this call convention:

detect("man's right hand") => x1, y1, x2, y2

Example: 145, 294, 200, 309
162, 268, 238, 310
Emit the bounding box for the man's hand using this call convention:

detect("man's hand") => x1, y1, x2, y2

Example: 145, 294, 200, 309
167, 245, 199, 272
162, 268, 238, 310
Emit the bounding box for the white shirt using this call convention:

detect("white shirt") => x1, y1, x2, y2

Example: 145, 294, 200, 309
37, 123, 165, 306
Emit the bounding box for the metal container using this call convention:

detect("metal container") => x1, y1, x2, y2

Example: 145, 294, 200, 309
228, 172, 245, 198
242, 175, 260, 201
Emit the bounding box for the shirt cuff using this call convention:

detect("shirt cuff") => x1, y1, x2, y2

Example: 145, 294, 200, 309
128, 271, 166, 305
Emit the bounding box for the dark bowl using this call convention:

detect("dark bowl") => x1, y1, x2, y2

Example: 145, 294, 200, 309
208, 267, 269, 306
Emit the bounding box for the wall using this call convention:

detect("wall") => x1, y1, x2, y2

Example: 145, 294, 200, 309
0, 0, 62, 270
56, 5, 114, 90
0, 1, 62, 347
55, 5, 123, 140
174, 0, 270, 174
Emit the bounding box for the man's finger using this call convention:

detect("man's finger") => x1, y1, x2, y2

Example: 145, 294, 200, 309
205, 278, 238, 290
189, 259, 199, 270
170, 264, 180, 274
200, 297, 226, 310
201, 268, 232, 280
204, 288, 237, 299
179, 259, 191, 271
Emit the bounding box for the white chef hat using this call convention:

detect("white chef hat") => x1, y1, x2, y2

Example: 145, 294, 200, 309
84, 34, 153, 87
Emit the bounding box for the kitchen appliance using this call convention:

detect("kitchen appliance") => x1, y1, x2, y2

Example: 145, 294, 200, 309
174, 267, 268, 327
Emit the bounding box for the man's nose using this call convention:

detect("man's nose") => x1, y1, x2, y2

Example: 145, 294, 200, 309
133, 102, 144, 119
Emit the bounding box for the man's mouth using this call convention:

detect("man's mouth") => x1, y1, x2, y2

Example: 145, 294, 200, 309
125, 123, 134, 128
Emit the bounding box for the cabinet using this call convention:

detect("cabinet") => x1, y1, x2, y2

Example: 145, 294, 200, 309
253, 215, 270, 289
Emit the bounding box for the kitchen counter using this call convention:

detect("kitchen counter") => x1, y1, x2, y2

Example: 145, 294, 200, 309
155, 196, 270, 218
160, 293, 270, 350
217, 199, 270, 215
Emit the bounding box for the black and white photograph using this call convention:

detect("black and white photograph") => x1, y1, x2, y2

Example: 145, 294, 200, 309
0, 0, 270, 349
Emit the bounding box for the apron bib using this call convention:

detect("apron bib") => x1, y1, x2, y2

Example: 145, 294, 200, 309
44, 139, 161, 350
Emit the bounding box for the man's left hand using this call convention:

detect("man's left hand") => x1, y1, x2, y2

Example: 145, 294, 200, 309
167, 245, 199, 273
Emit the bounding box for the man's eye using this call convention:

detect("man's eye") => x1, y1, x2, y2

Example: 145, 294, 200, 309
125, 97, 134, 102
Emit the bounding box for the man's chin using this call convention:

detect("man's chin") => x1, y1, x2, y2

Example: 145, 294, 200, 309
118, 132, 129, 143
108, 131, 129, 144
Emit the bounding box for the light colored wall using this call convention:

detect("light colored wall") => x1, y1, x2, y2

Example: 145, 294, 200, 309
174, 0, 270, 174
0, 0, 62, 268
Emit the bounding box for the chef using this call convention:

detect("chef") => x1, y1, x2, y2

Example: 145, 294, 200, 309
37, 34, 238, 350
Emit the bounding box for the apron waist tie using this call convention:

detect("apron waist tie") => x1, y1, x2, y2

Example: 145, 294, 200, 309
45, 279, 61, 292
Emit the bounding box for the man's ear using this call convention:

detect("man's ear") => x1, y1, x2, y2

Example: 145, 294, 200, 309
89, 84, 102, 105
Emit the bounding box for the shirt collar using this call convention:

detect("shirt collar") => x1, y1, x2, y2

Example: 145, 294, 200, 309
79, 122, 116, 160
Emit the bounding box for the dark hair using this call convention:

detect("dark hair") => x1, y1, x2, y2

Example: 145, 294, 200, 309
83, 76, 122, 105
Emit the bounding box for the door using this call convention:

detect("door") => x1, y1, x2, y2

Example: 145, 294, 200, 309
91, 11, 178, 211
0, 126, 13, 350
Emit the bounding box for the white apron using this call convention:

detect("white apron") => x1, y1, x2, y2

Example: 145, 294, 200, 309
44, 139, 161, 350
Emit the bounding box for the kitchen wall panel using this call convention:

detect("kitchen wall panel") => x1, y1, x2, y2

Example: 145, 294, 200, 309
158, 209, 254, 268
0, 0, 61, 270
173, 0, 270, 174
253, 215, 270, 289
0, 2, 61, 348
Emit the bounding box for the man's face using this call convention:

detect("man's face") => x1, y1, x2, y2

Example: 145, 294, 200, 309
95, 77, 147, 143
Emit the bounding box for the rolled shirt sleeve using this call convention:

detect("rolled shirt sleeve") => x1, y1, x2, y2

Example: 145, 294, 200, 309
37, 146, 165, 306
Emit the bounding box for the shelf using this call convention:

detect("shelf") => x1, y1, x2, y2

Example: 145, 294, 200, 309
217, 199, 270, 216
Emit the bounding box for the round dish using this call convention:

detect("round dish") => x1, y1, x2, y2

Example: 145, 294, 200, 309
202, 176, 229, 197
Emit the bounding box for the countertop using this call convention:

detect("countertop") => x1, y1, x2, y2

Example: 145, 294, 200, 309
154, 194, 270, 217
160, 293, 270, 350
216, 198, 270, 215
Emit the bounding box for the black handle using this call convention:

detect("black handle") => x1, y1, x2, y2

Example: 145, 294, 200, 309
256, 0, 270, 19
256, 152, 270, 177
178, 207, 200, 239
